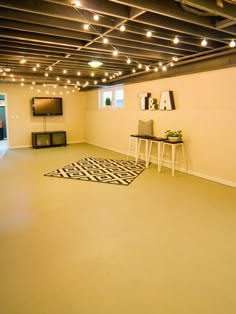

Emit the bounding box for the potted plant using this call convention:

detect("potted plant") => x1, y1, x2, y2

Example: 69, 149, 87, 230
164, 129, 183, 142
105, 97, 112, 106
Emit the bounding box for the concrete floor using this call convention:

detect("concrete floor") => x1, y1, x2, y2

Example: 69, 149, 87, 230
0, 143, 236, 314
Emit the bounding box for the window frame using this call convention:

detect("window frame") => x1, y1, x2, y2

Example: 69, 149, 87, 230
99, 86, 124, 109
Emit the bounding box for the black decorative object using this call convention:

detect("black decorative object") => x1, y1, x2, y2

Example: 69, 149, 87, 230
160, 91, 175, 110
138, 93, 151, 110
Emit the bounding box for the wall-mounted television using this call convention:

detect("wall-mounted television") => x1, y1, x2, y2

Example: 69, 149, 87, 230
32, 97, 63, 116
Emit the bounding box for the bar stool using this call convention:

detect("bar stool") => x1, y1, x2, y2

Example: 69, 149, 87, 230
127, 135, 140, 161
158, 140, 186, 176
147, 137, 165, 166
136, 137, 151, 168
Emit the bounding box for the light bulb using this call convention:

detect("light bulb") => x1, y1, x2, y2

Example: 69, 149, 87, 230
73, 1, 81, 7
229, 39, 236, 48
201, 38, 207, 46
162, 65, 167, 71
146, 31, 152, 38
120, 25, 126, 32
93, 14, 99, 21
173, 36, 179, 44
83, 24, 89, 30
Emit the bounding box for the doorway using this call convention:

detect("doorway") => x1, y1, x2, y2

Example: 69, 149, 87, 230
0, 93, 8, 156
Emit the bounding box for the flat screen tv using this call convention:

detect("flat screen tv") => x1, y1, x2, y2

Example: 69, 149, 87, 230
32, 97, 63, 116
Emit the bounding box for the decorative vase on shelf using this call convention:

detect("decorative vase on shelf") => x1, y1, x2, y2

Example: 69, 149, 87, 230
168, 136, 179, 142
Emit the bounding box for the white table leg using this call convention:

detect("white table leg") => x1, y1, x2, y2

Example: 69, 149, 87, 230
159, 143, 166, 172
171, 144, 176, 176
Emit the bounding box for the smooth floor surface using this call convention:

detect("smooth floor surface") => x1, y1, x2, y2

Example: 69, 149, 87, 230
0, 143, 236, 314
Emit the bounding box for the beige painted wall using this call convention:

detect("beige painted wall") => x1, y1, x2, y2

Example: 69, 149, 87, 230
0, 84, 86, 148
84, 67, 236, 187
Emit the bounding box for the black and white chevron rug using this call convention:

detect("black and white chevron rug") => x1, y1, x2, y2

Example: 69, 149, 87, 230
44, 157, 146, 186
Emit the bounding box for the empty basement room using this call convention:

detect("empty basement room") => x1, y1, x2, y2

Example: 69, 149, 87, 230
0, 1, 236, 314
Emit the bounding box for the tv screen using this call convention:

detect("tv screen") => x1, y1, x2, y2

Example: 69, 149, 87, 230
32, 97, 63, 116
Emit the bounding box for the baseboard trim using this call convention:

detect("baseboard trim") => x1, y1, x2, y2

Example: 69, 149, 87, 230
8, 140, 85, 149
87, 141, 236, 188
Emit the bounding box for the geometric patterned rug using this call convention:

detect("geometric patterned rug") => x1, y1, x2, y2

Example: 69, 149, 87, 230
44, 157, 146, 186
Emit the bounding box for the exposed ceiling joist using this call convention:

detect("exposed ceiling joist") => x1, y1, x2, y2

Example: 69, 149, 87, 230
0, 0, 235, 91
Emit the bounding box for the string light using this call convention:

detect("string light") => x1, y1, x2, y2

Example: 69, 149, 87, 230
83, 24, 89, 30
229, 39, 236, 48
172, 56, 179, 62
113, 50, 118, 56
93, 14, 99, 21
173, 36, 179, 44
120, 25, 126, 32
162, 65, 167, 71
201, 38, 208, 46
72, 1, 81, 8
127, 57, 131, 64
146, 31, 152, 38
103, 37, 109, 44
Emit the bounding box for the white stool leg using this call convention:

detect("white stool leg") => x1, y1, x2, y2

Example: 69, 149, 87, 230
171, 144, 176, 176
157, 142, 161, 166
159, 143, 166, 172
145, 139, 149, 168
147, 141, 153, 166
181, 143, 187, 172
127, 137, 132, 160
136, 138, 141, 164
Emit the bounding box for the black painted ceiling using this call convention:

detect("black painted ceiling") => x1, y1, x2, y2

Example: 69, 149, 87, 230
0, 0, 236, 91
